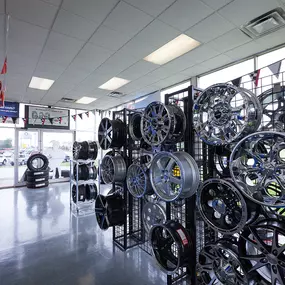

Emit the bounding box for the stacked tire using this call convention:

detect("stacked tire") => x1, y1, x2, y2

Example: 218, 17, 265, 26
26, 153, 49, 189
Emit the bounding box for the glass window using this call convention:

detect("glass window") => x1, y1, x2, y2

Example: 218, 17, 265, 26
76, 109, 95, 132
161, 81, 191, 102
257, 46, 285, 69
198, 59, 254, 89
76, 131, 94, 142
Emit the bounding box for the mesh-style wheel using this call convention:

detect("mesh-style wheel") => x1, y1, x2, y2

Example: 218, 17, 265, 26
193, 83, 261, 145
239, 219, 285, 285
230, 131, 285, 207
197, 179, 248, 234
101, 155, 126, 184
73, 141, 89, 160
197, 238, 250, 285
150, 151, 199, 202
126, 164, 153, 198
98, 118, 126, 150
150, 220, 193, 274
142, 202, 166, 233
129, 112, 143, 141
259, 87, 285, 131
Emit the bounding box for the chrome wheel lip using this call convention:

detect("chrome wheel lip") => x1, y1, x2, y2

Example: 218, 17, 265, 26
229, 131, 285, 207
197, 178, 248, 235
101, 155, 126, 184
193, 83, 262, 146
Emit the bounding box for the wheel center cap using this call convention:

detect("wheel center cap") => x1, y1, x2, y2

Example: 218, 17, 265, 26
161, 170, 169, 183
212, 198, 226, 215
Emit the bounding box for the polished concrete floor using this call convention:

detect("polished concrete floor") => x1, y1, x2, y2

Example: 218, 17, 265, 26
0, 183, 167, 285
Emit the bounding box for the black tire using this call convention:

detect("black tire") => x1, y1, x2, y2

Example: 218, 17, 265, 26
26, 174, 49, 183
26, 169, 50, 176
26, 181, 49, 189
73, 141, 89, 160
86, 184, 97, 200
61, 170, 70, 178
73, 165, 89, 180
88, 141, 98, 160
27, 153, 49, 172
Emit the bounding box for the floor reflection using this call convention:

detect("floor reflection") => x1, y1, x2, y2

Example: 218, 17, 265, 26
0, 183, 168, 285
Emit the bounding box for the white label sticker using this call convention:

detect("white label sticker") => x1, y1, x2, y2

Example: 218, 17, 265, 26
35, 178, 45, 182
177, 229, 188, 246
36, 183, 45, 187
80, 195, 84, 199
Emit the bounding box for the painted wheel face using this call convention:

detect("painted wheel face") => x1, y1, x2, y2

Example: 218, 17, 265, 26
150, 220, 193, 274
259, 87, 285, 131
126, 164, 153, 198
150, 151, 199, 202
197, 239, 250, 285
197, 179, 248, 234
193, 83, 261, 145
230, 131, 285, 207
239, 219, 285, 285
142, 202, 166, 233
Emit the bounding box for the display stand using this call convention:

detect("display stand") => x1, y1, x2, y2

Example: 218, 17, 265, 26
70, 159, 97, 214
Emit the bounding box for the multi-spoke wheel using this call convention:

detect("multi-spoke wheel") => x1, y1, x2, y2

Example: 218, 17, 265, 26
230, 131, 285, 207
197, 238, 250, 285
95, 192, 125, 230
197, 179, 248, 234
150, 220, 193, 274
73, 141, 89, 160
126, 164, 153, 198
149, 151, 199, 202
142, 202, 166, 233
193, 83, 261, 145
98, 118, 126, 150
101, 155, 126, 184
239, 219, 285, 285
259, 87, 285, 131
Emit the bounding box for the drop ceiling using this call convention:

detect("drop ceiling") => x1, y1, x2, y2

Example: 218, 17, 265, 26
2, 0, 285, 110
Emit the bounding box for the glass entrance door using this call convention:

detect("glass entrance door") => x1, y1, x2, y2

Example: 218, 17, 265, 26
16, 130, 39, 185
41, 131, 74, 180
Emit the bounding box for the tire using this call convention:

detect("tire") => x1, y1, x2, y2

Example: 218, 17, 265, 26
26, 174, 49, 183
27, 153, 49, 172
26, 169, 50, 177
61, 170, 70, 178
86, 184, 97, 200
26, 181, 49, 189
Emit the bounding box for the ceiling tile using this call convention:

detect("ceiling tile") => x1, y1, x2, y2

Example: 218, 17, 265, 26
71, 43, 114, 73
225, 40, 262, 60
158, 0, 214, 31
218, 0, 281, 26
202, 54, 232, 69
48, 80, 76, 94
95, 49, 139, 75
0, 0, 4, 14
62, 0, 119, 23
53, 9, 100, 41
119, 19, 181, 60
119, 61, 158, 81
40, 0, 62, 6
7, 0, 58, 29
57, 65, 91, 84
8, 53, 38, 76
7, 74, 30, 95
103, 1, 153, 37
200, 0, 233, 10
155, 73, 189, 89
185, 13, 235, 43
40, 97, 59, 106
124, 0, 176, 17
162, 52, 196, 74
89, 25, 132, 52
23, 89, 47, 102
208, 28, 251, 53
34, 60, 66, 80
41, 31, 85, 65
180, 64, 211, 77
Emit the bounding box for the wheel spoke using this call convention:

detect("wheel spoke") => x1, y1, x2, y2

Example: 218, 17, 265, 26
169, 175, 181, 185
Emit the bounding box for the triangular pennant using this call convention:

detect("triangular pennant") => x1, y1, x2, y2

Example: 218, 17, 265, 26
91, 110, 96, 116
12, 117, 18, 124
2, 116, 8, 123
22, 118, 27, 124
99, 110, 101, 115
231, 76, 242, 87
59, 117, 62, 124
72, 115, 76, 121
108, 111, 111, 116
268, 60, 282, 79
49, 118, 54, 124
249, 69, 261, 87
0, 90, 5, 107
0, 81, 2, 90
78, 113, 83, 119
1, 57, 7, 74
85, 111, 89, 118
41, 118, 46, 125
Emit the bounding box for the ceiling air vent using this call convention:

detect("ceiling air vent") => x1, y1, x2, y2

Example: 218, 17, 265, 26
60, 97, 76, 103
240, 7, 285, 39
108, 91, 125, 98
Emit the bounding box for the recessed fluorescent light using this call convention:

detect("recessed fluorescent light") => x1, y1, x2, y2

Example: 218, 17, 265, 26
135, 96, 148, 103
99, 77, 130, 91
76, 97, 97, 104
144, 34, 200, 65
29, 76, 55, 90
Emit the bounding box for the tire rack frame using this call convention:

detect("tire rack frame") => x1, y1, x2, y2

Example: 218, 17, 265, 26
111, 108, 144, 251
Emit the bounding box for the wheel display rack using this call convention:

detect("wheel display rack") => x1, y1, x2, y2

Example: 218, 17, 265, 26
70, 159, 97, 213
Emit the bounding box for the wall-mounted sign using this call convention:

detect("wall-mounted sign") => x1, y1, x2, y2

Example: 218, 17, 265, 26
25, 105, 70, 130
0, 101, 19, 117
